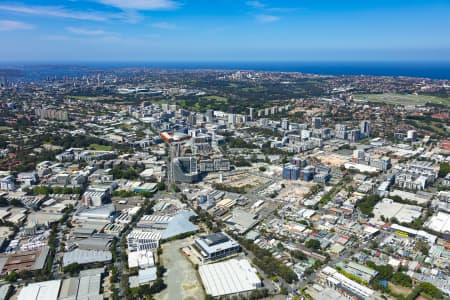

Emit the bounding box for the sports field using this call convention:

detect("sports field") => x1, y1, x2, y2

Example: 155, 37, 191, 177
356, 93, 450, 106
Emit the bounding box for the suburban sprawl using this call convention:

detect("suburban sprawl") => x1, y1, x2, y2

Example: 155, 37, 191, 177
0, 67, 449, 300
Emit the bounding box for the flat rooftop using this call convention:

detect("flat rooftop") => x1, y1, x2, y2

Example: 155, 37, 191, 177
425, 211, 450, 234
17, 279, 61, 300
372, 198, 422, 223
195, 232, 240, 256
63, 249, 112, 267
199, 259, 261, 297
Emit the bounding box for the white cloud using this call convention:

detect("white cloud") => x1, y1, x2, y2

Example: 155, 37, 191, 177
152, 22, 176, 30
256, 14, 279, 23
0, 4, 110, 21
0, 20, 33, 31
98, 0, 178, 10
42, 35, 71, 41
246, 1, 265, 9
66, 27, 109, 36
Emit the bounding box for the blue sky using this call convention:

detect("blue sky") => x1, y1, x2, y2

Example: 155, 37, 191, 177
0, 0, 450, 61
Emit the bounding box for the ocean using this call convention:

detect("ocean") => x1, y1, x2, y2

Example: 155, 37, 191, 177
2, 61, 450, 81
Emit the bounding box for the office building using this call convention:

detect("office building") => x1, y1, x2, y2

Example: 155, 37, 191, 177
407, 130, 417, 141
0, 176, 15, 191
35, 108, 69, 121
172, 157, 199, 183
360, 120, 371, 137
194, 232, 240, 263
312, 117, 322, 129
335, 124, 348, 140
353, 150, 365, 161
281, 118, 290, 130
248, 107, 254, 121
369, 156, 391, 171
283, 165, 300, 180
349, 129, 361, 142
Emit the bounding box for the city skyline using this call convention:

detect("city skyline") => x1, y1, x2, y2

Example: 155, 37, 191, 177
1, 0, 450, 62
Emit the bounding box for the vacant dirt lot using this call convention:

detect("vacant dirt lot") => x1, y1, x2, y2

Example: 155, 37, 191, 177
155, 237, 204, 300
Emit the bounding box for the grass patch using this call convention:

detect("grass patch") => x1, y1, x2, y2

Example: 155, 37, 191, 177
356, 93, 450, 106
388, 282, 411, 296
241, 86, 266, 92
201, 95, 227, 102
88, 144, 113, 151
405, 119, 448, 136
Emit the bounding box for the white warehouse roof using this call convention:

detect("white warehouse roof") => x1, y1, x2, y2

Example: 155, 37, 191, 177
199, 259, 261, 297
17, 279, 61, 300
63, 249, 112, 267
425, 211, 450, 234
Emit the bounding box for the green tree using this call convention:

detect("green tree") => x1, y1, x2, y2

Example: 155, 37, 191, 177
63, 263, 82, 276
392, 272, 412, 287
305, 239, 321, 250
4, 271, 19, 282
438, 163, 450, 178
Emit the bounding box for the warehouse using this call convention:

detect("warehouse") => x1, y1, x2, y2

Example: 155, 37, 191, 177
225, 209, 258, 234
389, 224, 437, 244
134, 211, 198, 239
129, 267, 157, 288
128, 250, 154, 269
76, 237, 112, 251
389, 190, 432, 205
0, 246, 49, 275
199, 259, 261, 297
17, 279, 61, 300
63, 250, 112, 267
425, 211, 450, 234
321, 266, 375, 300
372, 198, 422, 223
127, 230, 161, 251
59, 268, 104, 300
343, 262, 378, 283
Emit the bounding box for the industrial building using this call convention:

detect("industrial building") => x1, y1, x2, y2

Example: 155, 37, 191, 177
389, 223, 437, 244
129, 267, 157, 288
74, 204, 115, 221
425, 211, 450, 234
225, 209, 258, 234
62, 250, 112, 267
128, 250, 155, 269
341, 262, 378, 283
372, 198, 423, 223
127, 230, 162, 251
17, 279, 61, 300
321, 266, 376, 300
0, 246, 49, 275
134, 211, 198, 239
58, 268, 104, 300
199, 259, 261, 297
81, 187, 110, 207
